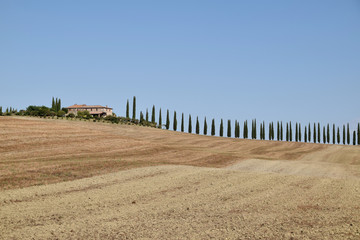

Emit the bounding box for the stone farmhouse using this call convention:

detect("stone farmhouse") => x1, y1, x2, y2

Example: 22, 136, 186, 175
65, 104, 113, 117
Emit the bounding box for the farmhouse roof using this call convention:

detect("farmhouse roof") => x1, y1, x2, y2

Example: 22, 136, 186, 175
66, 104, 113, 109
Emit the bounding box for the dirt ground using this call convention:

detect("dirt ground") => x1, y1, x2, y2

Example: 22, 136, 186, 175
1, 117, 360, 239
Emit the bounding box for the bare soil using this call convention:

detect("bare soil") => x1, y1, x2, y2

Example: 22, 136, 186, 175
1, 117, 360, 239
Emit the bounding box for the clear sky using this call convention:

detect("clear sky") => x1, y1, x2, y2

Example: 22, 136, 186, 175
1, 0, 359, 131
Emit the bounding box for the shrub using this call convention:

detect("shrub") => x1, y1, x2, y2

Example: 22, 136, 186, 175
57, 110, 66, 117
68, 113, 75, 118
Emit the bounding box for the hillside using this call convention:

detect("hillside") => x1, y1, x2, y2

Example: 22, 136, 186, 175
1, 116, 360, 239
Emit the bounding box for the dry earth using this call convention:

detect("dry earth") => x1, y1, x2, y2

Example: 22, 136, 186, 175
1, 117, 360, 239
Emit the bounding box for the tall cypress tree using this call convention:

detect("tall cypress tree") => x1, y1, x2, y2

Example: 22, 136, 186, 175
323, 126, 326, 144
252, 119, 257, 139
227, 120, 231, 137
343, 125, 346, 145
332, 124, 335, 144
286, 123, 289, 141
139, 111, 144, 124
313, 123, 316, 143
243, 120, 247, 139
353, 131, 356, 145
159, 108, 162, 128
358, 123, 360, 145
196, 117, 200, 134
295, 123, 298, 142
151, 105, 155, 123
52, 97, 55, 110
146, 109, 149, 122
308, 123, 311, 143
166, 110, 170, 130
305, 126, 307, 143
289, 122, 292, 142
181, 113, 184, 132
280, 121, 283, 141
317, 123, 321, 143
0, 106, 2, 116
337, 127, 340, 144
204, 117, 208, 135
299, 123, 302, 142
173, 111, 177, 131
327, 124, 330, 143
234, 120, 238, 138
347, 123, 350, 145
277, 121, 280, 141
188, 115, 192, 133
132, 96, 136, 120
126, 100, 130, 118
58, 98, 61, 112
211, 119, 215, 136
220, 119, 224, 137
260, 123, 263, 140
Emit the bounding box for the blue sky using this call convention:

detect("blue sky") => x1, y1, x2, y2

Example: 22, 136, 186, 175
1, 0, 359, 131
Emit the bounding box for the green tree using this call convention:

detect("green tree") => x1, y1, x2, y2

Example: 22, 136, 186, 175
286, 123, 289, 141
243, 120, 248, 139
58, 98, 61, 112
313, 123, 316, 143
158, 108, 162, 128
204, 117, 208, 135
343, 125, 346, 145
126, 100, 130, 118
151, 105, 155, 123
295, 123, 298, 142
358, 123, 360, 145
211, 119, 215, 136
323, 126, 326, 144
146, 109, 149, 122
166, 109, 170, 130
173, 111, 177, 131
337, 127, 340, 144
299, 123, 302, 142
181, 113, 184, 132
52, 97, 55, 110
304, 126, 307, 143
332, 124, 335, 144
308, 123, 311, 142
0, 106, 2, 116
318, 123, 321, 143
188, 115, 192, 133
347, 123, 350, 145
289, 122, 292, 142
353, 131, 356, 145
139, 111, 144, 124
277, 121, 280, 141
196, 117, 200, 134
252, 119, 257, 139
132, 96, 136, 120
327, 124, 330, 143
220, 119, 224, 137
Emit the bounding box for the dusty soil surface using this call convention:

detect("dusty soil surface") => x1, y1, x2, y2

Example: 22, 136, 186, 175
1, 165, 359, 239
1, 117, 360, 239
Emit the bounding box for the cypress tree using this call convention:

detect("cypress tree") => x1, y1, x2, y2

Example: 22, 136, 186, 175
146, 109, 149, 122
196, 117, 200, 134
358, 123, 360, 145
126, 100, 130, 118
308, 123, 311, 143
299, 123, 301, 142
220, 119, 224, 137
313, 123, 316, 143
327, 124, 330, 143
165, 110, 170, 130
234, 120, 238, 138
227, 120, 231, 137
58, 98, 61, 111
181, 113, 184, 132
132, 96, 136, 120
151, 105, 155, 123
252, 119, 257, 139
280, 121, 283, 141
289, 122, 292, 142
347, 123, 350, 145
353, 131, 356, 145
305, 126, 307, 143
323, 126, 326, 144
318, 123, 321, 143
260, 123, 263, 140
52, 97, 55, 110
277, 121, 280, 141
0, 106, 2, 115
159, 108, 162, 128
343, 125, 346, 145
173, 111, 177, 131
333, 124, 335, 144
211, 119, 215, 136
295, 123, 298, 142
139, 111, 144, 124
204, 117, 208, 135
286, 123, 289, 141
236, 121, 240, 138
337, 127, 340, 144
188, 115, 192, 133
243, 120, 247, 139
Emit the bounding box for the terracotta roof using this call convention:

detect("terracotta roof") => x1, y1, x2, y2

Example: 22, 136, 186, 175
66, 104, 112, 109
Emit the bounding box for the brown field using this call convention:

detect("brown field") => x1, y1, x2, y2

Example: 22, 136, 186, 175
1, 116, 360, 239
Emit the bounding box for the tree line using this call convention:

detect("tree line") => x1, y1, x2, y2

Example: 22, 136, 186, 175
126, 96, 360, 146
